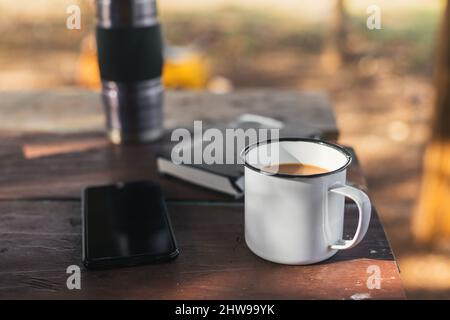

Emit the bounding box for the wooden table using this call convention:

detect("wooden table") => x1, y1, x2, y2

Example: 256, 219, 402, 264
0, 89, 405, 299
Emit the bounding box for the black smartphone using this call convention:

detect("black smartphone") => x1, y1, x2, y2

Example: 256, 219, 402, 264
82, 181, 179, 269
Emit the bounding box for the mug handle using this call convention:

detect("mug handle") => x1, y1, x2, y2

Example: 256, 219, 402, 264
329, 185, 372, 250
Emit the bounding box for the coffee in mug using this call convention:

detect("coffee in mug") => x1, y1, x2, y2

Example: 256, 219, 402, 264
263, 163, 329, 176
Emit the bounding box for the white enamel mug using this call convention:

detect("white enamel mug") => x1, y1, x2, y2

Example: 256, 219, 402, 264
242, 138, 371, 265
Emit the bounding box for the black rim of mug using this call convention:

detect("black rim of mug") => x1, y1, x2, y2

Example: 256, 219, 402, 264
241, 137, 353, 179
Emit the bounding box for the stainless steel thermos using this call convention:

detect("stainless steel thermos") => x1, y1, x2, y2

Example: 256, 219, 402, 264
95, 0, 164, 144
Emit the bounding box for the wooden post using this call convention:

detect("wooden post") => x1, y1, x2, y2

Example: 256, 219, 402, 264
321, 0, 348, 72
413, 2, 450, 245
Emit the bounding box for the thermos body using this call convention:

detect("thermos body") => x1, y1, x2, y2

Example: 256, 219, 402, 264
96, 0, 164, 144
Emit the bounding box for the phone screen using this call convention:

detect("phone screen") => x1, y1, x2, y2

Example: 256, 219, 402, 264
82, 181, 178, 269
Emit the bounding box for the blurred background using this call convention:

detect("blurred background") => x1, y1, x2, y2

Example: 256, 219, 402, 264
0, 0, 449, 298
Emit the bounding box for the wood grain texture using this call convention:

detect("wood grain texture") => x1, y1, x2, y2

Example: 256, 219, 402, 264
0, 90, 404, 299
0, 201, 404, 299
0, 89, 337, 201
0, 132, 364, 201
0, 132, 230, 201
0, 89, 337, 138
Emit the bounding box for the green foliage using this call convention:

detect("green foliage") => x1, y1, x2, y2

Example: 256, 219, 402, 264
161, 6, 440, 75
349, 8, 440, 74
161, 6, 326, 56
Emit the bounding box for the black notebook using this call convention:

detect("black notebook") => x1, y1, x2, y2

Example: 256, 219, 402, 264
157, 114, 321, 197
